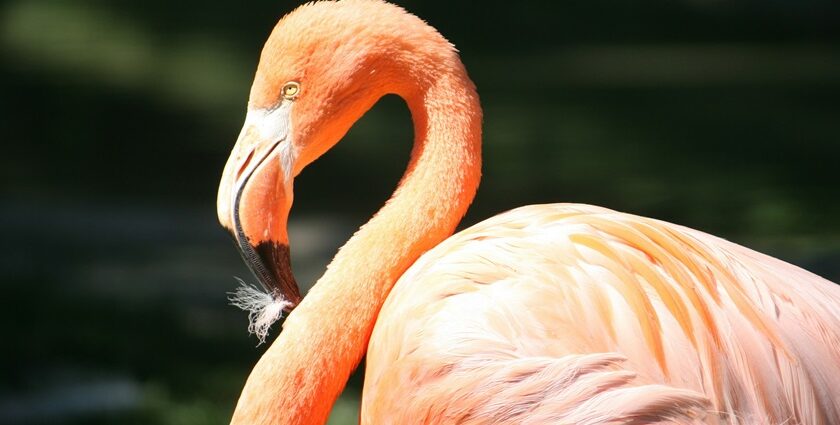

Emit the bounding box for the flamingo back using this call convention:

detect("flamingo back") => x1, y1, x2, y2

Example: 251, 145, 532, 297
363, 203, 840, 424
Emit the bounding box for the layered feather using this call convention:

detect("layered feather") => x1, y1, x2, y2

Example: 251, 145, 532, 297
363, 203, 840, 424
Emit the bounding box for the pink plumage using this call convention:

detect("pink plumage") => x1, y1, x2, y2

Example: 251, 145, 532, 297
216, 1, 840, 423
365, 204, 840, 423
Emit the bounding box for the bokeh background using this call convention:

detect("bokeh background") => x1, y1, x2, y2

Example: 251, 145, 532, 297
2, 0, 839, 423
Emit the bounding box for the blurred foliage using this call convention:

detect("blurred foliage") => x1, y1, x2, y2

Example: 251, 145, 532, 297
2, 0, 839, 424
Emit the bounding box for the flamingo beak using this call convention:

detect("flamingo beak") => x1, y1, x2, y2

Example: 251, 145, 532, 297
217, 106, 301, 309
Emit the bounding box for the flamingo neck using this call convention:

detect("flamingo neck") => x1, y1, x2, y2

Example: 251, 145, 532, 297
230, 59, 482, 424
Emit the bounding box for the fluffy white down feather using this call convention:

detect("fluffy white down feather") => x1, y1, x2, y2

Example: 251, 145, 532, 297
229, 278, 292, 344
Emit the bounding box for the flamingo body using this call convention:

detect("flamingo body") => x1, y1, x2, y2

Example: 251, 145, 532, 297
364, 204, 840, 423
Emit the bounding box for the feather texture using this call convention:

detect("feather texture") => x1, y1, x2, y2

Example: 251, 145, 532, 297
229, 279, 292, 344
363, 203, 840, 424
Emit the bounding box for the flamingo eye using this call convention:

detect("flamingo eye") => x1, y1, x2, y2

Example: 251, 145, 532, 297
281, 82, 300, 100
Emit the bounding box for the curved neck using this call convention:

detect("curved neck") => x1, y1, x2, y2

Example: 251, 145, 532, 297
230, 60, 482, 423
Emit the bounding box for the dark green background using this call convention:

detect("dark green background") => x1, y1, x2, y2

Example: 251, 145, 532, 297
2, 0, 839, 423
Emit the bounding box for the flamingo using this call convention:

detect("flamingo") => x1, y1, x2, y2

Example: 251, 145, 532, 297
216, 1, 840, 423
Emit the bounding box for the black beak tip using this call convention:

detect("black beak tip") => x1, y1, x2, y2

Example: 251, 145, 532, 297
236, 238, 301, 307
254, 241, 300, 302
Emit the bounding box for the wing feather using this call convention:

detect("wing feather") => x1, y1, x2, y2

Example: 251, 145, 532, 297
363, 203, 840, 424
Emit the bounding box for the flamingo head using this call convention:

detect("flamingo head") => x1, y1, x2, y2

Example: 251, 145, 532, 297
217, 0, 447, 331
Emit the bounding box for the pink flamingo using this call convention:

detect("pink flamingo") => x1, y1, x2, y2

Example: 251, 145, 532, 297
216, 1, 840, 423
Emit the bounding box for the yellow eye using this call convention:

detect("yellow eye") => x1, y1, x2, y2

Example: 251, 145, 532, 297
281, 81, 300, 100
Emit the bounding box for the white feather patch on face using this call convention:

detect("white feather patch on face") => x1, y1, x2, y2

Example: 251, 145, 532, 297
243, 102, 297, 181
245, 101, 292, 141
229, 278, 293, 344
